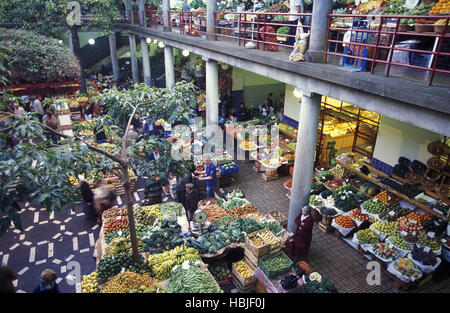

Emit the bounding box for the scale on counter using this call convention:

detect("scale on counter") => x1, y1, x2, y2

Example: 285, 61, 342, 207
190, 208, 209, 236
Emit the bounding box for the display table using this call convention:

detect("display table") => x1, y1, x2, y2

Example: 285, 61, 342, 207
253, 267, 304, 293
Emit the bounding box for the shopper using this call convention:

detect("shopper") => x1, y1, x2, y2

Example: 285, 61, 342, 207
43, 109, 60, 142
0, 265, 17, 293
32, 96, 44, 122
199, 157, 217, 199
94, 181, 115, 223
13, 102, 26, 115
123, 125, 140, 148
79, 179, 95, 220
33, 269, 60, 293
174, 171, 191, 207
259, 100, 273, 117
294, 205, 314, 260
84, 103, 94, 121
184, 183, 199, 222
288, 0, 302, 46
144, 175, 164, 205
21, 95, 31, 112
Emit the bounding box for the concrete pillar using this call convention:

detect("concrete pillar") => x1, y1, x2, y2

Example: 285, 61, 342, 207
162, 0, 170, 31
205, 58, 219, 135
141, 38, 152, 86
138, 0, 145, 26
164, 46, 175, 89
109, 34, 120, 81
128, 33, 139, 84
287, 92, 321, 233
308, 0, 333, 63
206, 0, 217, 40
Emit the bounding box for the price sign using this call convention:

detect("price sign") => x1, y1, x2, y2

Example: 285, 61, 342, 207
412, 231, 416, 236
118, 230, 123, 236
427, 232, 435, 238
341, 196, 346, 200
206, 201, 211, 205
401, 231, 408, 236
410, 219, 417, 224
343, 182, 347, 185
387, 196, 392, 201
373, 198, 379, 203
112, 256, 115, 260
389, 211, 395, 217
121, 267, 126, 273
116, 216, 121, 220
423, 246, 431, 253
388, 243, 393, 249
441, 239, 447, 244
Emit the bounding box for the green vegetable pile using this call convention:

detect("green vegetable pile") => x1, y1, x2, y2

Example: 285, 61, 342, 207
309, 195, 323, 206
311, 182, 326, 193
97, 253, 152, 279
192, 229, 244, 254
316, 170, 334, 182
141, 223, 184, 254
333, 192, 369, 212
218, 197, 251, 211
304, 279, 338, 293
166, 262, 222, 293
159, 202, 183, 218
209, 264, 230, 282
225, 188, 244, 199
379, 204, 410, 222
332, 184, 358, 199
260, 253, 292, 275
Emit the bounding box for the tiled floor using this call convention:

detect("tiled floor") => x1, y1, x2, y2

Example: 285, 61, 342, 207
223, 160, 450, 293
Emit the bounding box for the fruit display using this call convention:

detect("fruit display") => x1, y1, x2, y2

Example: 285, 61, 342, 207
432, 201, 449, 216
258, 229, 281, 247
97, 142, 120, 155
381, 0, 409, 15
406, 211, 428, 225
316, 170, 334, 183
147, 246, 201, 280
373, 243, 399, 261
417, 232, 441, 252
105, 235, 142, 256
358, 0, 382, 14
258, 220, 284, 234
103, 207, 127, 219
209, 264, 230, 282
379, 204, 410, 222
141, 223, 183, 254
103, 218, 129, 233
204, 204, 227, 222
309, 195, 324, 206
101, 271, 158, 293
397, 216, 424, 235
409, 1, 436, 15
196, 229, 243, 254
81, 271, 99, 293
127, 282, 165, 293
260, 253, 293, 275
411, 245, 438, 266
356, 229, 380, 245
226, 204, 259, 218
166, 262, 222, 293
361, 199, 386, 215
303, 279, 338, 293
233, 260, 254, 279
415, 19, 435, 24
372, 221, 399, 236
333, 192, 369, 212
97, 253, 152, 279
375, 190, 400, 205
332, 184, 358, 198
390, 233, 412, 251
380, 178, 422, 198
404, 233, 419, 244
349, 208, 369, 222
393, 258, 421, 280
69, 176, 78, 185
424, 217, 447, 237
335, 215, 356, 229
268, 210, 288, 226
133, 204, 162, 225
429, 0, 450, 14
85, 169, 104, 183
104, 230, 130, 244
249, 235, 266, 247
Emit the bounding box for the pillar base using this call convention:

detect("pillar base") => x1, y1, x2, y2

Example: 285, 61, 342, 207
306, 50, 327, 64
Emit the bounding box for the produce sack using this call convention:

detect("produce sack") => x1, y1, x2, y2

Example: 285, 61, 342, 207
387, 261, 422, 284
407, 253, 442, 274
289, 32, 310, 62
331, 218, 355, 237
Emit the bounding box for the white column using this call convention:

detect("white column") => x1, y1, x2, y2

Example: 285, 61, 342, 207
308, 0, 333, 62
287, 92, 321, 233
109, 34, 120, 81
138, 0, 145, 26
162, 0, 170, 31
164, 46, 175, 89
206, 0, 217, 40
141, 38, 151, 86
126, 0, 132, 23
128, 33, 139, 84
205, 58, 219, 137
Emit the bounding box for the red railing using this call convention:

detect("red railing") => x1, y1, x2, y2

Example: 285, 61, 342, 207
213, 11, 312, 51
325, 14, 450, 86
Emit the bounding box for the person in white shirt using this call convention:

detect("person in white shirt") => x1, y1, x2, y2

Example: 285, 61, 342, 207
32, 96, 44, 122
13, 102, 26, 115
289, 0, 302, 46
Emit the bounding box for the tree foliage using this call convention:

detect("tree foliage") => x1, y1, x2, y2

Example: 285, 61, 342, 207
0, 29, 80, 85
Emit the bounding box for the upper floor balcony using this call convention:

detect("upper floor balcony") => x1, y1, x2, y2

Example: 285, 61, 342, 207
120, 8, 450, 89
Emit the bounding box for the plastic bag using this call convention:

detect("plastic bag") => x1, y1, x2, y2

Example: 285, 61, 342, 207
289, 32, 310, 62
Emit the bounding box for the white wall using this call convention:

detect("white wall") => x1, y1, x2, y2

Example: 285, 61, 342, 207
284, 84, 302, 121
372, 116, 441, 166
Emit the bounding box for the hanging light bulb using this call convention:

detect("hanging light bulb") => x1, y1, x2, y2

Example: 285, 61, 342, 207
293, 88, 303, 99
153, 39, 158, 43
158, 41, 165, 49
146, 37, 152, 44
182, 49, 190, 57
88, 38, 95, 45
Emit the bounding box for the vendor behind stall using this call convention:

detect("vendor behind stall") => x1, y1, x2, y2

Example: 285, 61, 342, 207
197, 157, 217, 199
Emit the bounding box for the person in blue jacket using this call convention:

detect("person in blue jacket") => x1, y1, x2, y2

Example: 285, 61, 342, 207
198, 157, 217, 199
148, 147, 161, 161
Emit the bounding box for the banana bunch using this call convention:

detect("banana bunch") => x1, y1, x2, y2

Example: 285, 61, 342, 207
81, 271, 99, 293
148, 246, 200, 280
105, 236, 141, 257
69, 176, 78, 185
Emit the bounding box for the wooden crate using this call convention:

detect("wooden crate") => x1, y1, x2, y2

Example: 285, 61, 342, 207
243, 250, 258, 270
245, 234, 270, 258
232, 276, 256, 293
232, 261, 256, 286
262, 171, 279, 181
318, 221, 334, 234
257, 229, 282, 251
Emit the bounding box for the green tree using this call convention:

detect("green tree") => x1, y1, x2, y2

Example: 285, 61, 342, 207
0, 81, 197, 263
0, 0, 122, 94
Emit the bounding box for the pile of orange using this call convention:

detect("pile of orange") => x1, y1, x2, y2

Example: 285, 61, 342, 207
335, 215, 356, 229
429, 0, 450, 14
375, 190, 400, 205
407, 211, 433, 225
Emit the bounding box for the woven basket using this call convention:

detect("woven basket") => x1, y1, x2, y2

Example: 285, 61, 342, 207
428, 141, 450, 156
406, 171, 424, 185
427, 157, 445, 170
399, 24, 413, 32
415, 24, 434, 33
434, 25, 447, 33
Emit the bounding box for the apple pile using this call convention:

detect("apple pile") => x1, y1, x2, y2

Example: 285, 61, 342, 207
397, 216, 424, 235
